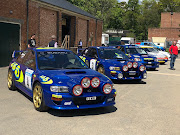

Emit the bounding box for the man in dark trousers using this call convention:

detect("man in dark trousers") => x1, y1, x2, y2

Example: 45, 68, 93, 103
169, 40, 178, 70
48, 35, 58, 48
28, 34, 36, 48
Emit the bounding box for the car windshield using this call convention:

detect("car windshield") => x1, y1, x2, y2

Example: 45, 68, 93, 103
143, 48, 158, 53
98, 48, 129, 60
126, 48, 147, 55
37, 51, 88, 70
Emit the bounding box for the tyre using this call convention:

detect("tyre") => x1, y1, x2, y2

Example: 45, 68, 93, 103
33, 82, 49, 112
7, 69, 16, 90
97, 66, 105, 75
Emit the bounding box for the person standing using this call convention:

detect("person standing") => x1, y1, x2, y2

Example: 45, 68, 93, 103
77, 39, 83, 54
48, 35, 58, 48
169, 40, 178, 70
28, 34, 36, 48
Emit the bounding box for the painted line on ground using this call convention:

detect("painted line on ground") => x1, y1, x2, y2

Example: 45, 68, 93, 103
148, 72, 180, 77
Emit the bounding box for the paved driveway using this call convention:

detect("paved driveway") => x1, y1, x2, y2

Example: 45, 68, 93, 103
0, 58, 180, 135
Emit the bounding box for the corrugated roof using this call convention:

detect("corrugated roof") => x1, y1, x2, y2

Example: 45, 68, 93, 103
38, 0, 97, 19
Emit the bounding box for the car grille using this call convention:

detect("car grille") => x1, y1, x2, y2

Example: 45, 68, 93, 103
128, 67, 138, 71
73, 96, 105, 105
144, 60, 154, 62
83, 88, 99, 93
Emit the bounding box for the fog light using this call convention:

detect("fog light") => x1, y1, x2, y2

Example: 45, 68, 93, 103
143, 73, 147, 79
118, 73, 123, 79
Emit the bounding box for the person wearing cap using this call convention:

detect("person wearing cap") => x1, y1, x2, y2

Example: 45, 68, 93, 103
169, 40, 178, 70
48, 35, 58, 48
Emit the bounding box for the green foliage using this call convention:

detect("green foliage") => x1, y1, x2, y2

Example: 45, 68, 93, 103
67, 0, 180, 40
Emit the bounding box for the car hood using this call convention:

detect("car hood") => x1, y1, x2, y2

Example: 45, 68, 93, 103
38, 69, 111, 87
103, 59, 134, 67
147, 52, 166, 58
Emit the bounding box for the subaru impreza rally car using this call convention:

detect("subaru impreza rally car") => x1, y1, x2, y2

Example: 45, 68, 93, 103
119, 45, 159, 70
139, 46, 168, 64
7, 47, 116, 111
79, 47, 147, 81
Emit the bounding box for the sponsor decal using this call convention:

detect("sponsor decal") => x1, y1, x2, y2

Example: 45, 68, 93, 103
52, 94, 62, 98
25, 69, 34, 90
64, 101, 72, 106
40, 75, 53, 84
144, 58, 153, 60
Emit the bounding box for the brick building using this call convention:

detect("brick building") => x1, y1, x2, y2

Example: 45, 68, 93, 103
148, 12, 180, 42
0, 0, 103, 67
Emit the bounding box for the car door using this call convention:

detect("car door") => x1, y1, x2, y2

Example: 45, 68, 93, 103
22, 50, 36, 91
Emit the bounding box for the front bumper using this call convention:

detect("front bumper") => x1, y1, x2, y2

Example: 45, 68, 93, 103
43, 90, 116, 110
143, 61, 159, 69
106, 70, 146, 80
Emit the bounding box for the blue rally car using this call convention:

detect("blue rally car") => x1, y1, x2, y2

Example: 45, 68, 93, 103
79, 47, 147, 81
119, 45, 159, 70
7, 47, 116, 111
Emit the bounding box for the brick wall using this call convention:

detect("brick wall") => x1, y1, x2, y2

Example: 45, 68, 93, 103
96, 20, 103, 46
0, 0, 27, 50
161, 12, 180, 28
0, 0, 103, 50
148, 28, 180, 41
88, 19, 96, 46
76, 18, 87, 47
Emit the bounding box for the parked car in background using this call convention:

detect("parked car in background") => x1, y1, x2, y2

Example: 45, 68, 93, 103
153, 48, 170, 60
140, 42, 165, 51
101, 33, 109, 46
8, 47, 116, 111
79, 46, 147, 81
121, 37, 135, 45
139, 46, 168, 64
119, 45, 159, 70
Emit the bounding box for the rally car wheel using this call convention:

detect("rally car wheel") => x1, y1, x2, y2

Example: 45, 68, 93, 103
98, 66, 105, 75
33, 82, 49, 112
7, 70, 16, 90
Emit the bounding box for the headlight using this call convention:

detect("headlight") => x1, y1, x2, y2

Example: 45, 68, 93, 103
134, 58, 141, 61
91, 77, 100, 88
81, 77, 90, 88
122, 65, 128, 71
73, 85, 83, 96
133, 62, 138, 68
50, 86, 69, 93
139, 65, 146, 72
103, 83, 112, 94
127, 62, 133, 68
118, 73, 123, 79
109, 66, 120, 70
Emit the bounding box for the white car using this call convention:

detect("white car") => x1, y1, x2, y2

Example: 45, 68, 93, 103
140, 46, 168, 64
154, 48, 170, 60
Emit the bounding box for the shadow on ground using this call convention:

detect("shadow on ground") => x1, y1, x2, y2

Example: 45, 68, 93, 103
112, 79, 146, 84
48, 106, 117, 117
16, 88, 117, 117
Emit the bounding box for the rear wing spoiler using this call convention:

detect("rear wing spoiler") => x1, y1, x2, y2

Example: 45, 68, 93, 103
12, 50, 25, 58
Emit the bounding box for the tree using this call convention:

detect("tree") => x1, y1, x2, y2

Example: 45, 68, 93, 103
159, 0, 180, 12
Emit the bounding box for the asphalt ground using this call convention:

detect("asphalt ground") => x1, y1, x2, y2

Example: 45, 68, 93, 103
0, 56, 180, 135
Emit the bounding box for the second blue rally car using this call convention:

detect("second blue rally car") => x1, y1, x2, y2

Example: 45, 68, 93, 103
79, 47, 147, 81
7, 47, 116, 111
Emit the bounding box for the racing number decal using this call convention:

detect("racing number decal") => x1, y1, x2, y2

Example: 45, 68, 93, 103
25, 69, 34, 90
90, 59, 97, 70
11, 62, 24, 83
